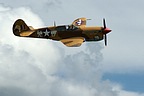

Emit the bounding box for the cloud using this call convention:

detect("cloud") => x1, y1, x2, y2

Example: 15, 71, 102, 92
1, 0, 61, 8
119, 90, 144, 96
0, 3, 144, 96
0, 0, 62, 22
0, 4, 61, 96
0, 86, 31, 96
112, 85, 144, 96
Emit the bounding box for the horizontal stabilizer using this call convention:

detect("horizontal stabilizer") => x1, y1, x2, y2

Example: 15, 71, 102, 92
29, 26, 34, 30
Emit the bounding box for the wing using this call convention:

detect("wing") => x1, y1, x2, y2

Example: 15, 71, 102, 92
72, 17, 87, 27
60, 37, 85, 47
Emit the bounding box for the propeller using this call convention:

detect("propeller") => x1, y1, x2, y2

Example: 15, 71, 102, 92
102, 18, 111, 46
103, 18, 107, 46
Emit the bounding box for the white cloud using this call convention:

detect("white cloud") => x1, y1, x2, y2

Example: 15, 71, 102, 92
118, 91, 144, 96
0, 0, 62, 22
112, 85, 144, 96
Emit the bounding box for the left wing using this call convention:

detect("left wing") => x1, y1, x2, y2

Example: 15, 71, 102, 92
60, 37, 85, 47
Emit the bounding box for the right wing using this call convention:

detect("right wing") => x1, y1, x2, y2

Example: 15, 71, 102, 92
60, 37, 85, 47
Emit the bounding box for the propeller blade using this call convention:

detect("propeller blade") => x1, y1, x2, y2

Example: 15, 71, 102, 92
104, 34, 107, 46
103, 18, 106, 29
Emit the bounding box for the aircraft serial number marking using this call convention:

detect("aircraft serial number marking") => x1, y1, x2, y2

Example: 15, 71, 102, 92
37, 30, 43, 37
51, 30, 57, 37
37, 29, 57, 37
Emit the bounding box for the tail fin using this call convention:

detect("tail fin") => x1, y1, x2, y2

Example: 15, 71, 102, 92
13, 19, 32, 36
72, 17, 87, 27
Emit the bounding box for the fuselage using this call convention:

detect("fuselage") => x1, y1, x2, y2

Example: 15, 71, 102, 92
45, 25, 104, 41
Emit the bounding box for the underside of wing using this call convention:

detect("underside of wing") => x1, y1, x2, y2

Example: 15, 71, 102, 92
60, 37, 85, 47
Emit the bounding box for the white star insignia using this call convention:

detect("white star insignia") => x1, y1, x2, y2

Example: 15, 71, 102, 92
44, 29, 50, 36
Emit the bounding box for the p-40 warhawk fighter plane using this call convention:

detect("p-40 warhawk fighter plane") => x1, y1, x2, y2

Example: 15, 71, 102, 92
13, 17, 111, 47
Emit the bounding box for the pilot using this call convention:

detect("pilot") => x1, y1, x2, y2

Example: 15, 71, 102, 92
66, 25, 69, 30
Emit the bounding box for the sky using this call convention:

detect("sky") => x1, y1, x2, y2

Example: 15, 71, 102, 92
0, 0, 144, 96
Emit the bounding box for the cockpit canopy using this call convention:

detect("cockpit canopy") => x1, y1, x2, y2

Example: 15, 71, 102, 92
56, 25, 78, 31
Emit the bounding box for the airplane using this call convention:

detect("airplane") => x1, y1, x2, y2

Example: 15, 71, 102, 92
12, 17, 111, 47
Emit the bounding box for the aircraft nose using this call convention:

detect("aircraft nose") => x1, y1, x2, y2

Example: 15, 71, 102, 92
103, 28, 111, 34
